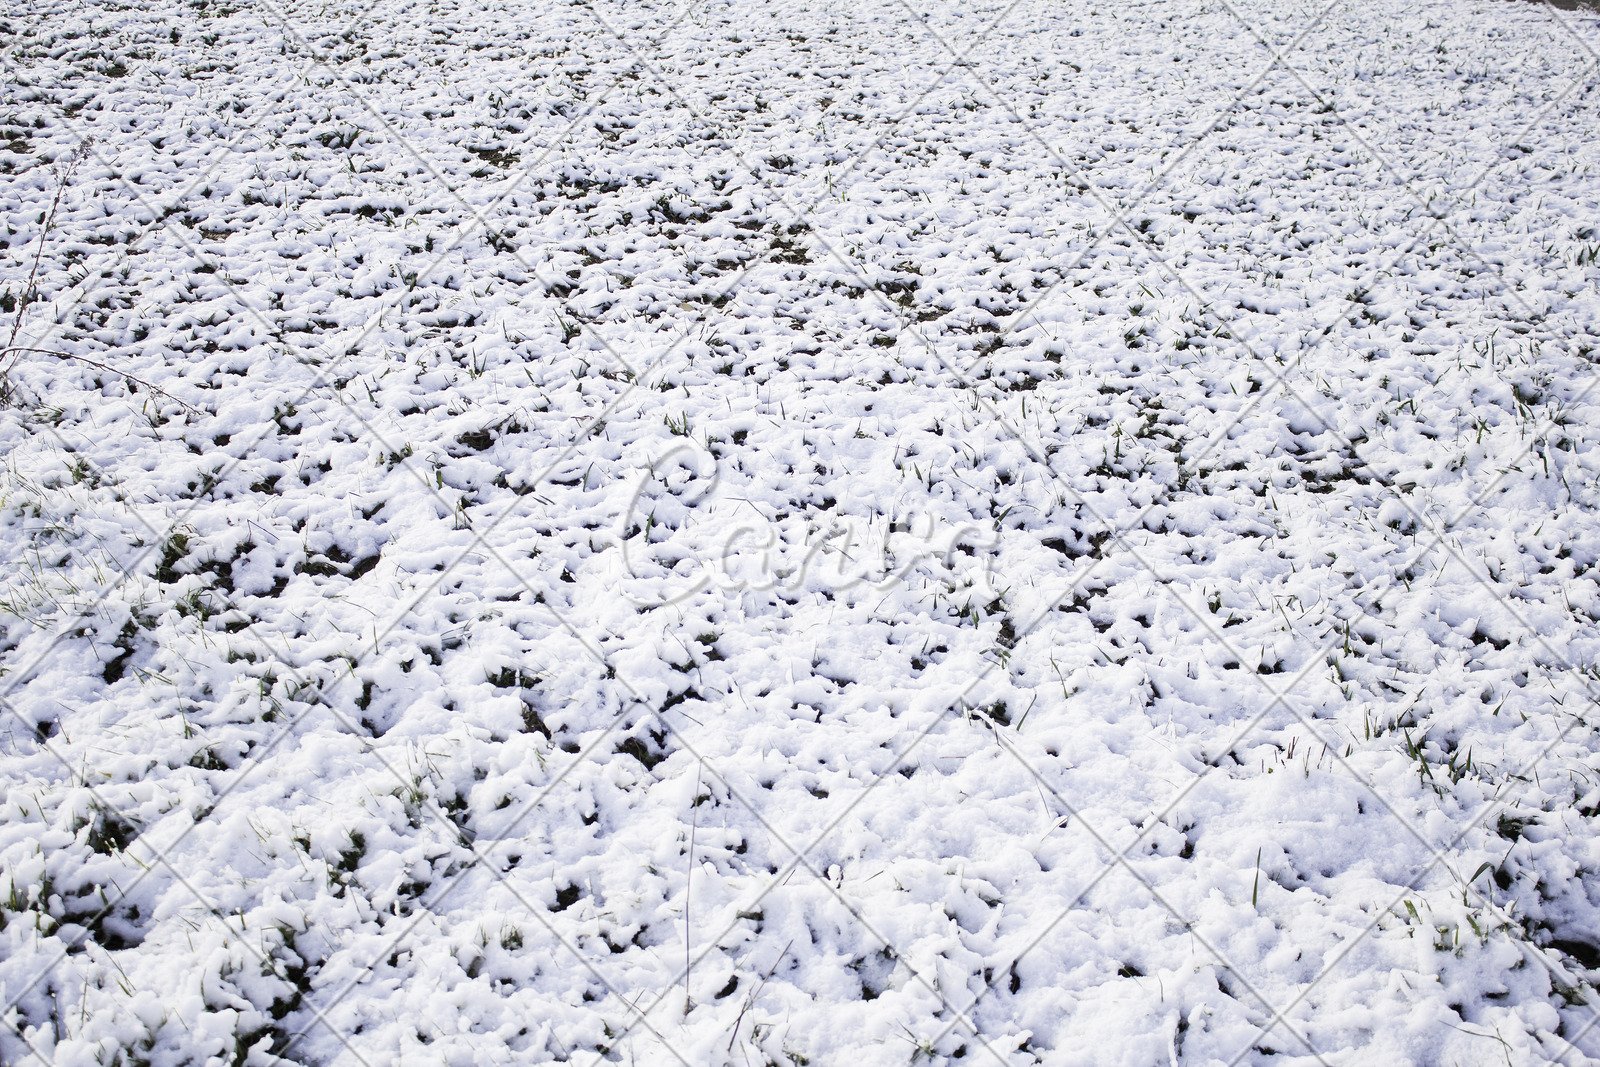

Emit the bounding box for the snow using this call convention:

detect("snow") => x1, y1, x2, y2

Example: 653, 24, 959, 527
2, 0, 1600, 1063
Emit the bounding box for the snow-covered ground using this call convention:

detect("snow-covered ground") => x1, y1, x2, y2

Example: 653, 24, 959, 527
2, 0, 1600, 1063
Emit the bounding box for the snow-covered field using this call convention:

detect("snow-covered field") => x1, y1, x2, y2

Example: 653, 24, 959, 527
2, 0, 1600, 1062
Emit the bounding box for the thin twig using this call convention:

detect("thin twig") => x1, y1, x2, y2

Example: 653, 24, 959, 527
685, 762, 703, 1019
726, 939, 793, 1053
0, 145, 192, 417
4, 146, 87, 360
0, 346, 201, 415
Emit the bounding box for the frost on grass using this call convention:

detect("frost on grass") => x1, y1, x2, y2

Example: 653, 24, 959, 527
3, 0, 1600, 1063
